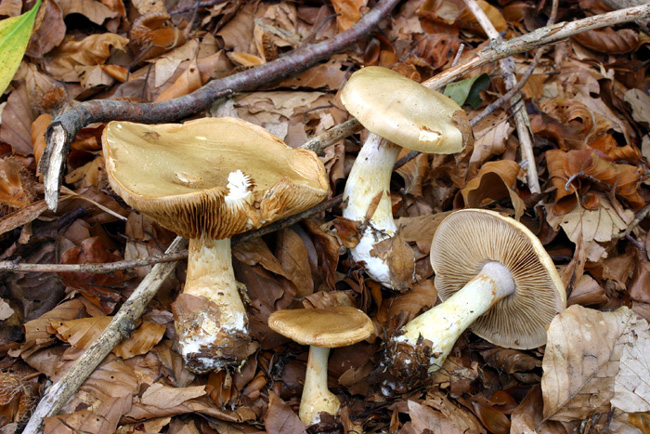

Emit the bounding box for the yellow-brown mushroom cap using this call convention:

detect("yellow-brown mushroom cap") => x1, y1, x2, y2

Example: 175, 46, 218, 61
102, 117, 329, 240
268, 306, 374, 348
430, 209, 567, 349
340, 66, 473, 154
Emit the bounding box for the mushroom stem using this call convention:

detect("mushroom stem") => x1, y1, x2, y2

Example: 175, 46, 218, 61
395, 261, 515, 372
173, 235, 250, 372
299, 345, 340, 426
342, 134, 400, 287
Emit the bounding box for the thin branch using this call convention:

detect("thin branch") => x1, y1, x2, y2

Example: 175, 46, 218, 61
301, 119, 363, 156
463, 0, 541, 194
40, 0, 403, 212
22, 237, 188, 434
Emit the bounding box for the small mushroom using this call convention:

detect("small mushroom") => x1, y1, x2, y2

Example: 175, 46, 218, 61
340, 66, 473, 290
389, 209, 566, 376
268, 306, 374, 426
102, 117, 328, 373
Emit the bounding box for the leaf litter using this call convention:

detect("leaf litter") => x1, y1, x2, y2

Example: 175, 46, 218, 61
0, 0, 649, 432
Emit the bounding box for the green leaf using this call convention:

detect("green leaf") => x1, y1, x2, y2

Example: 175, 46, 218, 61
444, 74, 490, 110
0, 0, 42, 96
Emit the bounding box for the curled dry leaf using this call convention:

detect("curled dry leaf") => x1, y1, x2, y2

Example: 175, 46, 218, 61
541, 305, 650, 422
0, 157, 37, 211
572, 27, 638, 54
469, 114, 513, 170
418, 0, 506, 36
455, 160, 526, 220
45, 33, 129, 81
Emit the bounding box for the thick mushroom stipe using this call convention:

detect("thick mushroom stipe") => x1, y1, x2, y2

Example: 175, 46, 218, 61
102, 118, 328, 373
389, 209, 566, 377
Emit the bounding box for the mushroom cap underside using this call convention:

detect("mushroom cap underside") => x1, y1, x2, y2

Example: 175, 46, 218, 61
268, 306, 374, 348
430, 209, 567, 349
340, 66, 473, 154
102, 117, 329, 240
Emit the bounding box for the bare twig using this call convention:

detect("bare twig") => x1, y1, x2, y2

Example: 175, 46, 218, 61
301, 119, 363, 156
463, 0, 553, 194
22, 236, 188, 434
0, 251, 187, 274
297, 3, 650, 165
41, 0, 403, 212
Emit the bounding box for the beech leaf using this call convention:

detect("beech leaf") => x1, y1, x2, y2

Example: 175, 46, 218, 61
0, 0, 41, 96
541, 305, 650, 422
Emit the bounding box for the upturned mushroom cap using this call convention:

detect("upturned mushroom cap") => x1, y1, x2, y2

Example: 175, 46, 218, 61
430, 209, 566, 349
268, 306, 374, 348
102, 117, 329, 240
340, 66, 473, 154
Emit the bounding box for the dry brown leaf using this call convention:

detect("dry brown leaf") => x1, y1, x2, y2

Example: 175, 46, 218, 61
53, 316, 165, 359
408, 400, 465, 433
480, 347, 541, 374
275, 228, 313, 298
541, 305, 650, 421
0, 157, 36, 210
129, 13, 186, 61
0, 85, 33, 156
563, 149, 644, 209
26, 0, 66, 57
155, 59, 203, 102
395, 151, 428, 196
625, 88, 650, 125
510, 385, 568, 434
418, 0, 506, 36
45, 33, 129, 81
58, 236, 130, 313
423, 389, 487, 434
546, 193, 633, 262
264, 392, 306, 434
455, 160, 525, 220
57, 0, 118, 26
330, 0, 364, 31
141, 383, 206, 408
376, 280, 437, 329
572, 27, 638, 54
470, 114, 513, 169
567, 274, 608, 306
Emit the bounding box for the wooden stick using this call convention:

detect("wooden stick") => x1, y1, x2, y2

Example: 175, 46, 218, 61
21, 236, 188, 434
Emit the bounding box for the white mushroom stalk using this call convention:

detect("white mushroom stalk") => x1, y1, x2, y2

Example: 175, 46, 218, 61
394, 262, 515, 373
300, 346, 340, 426
342, 134, 400, 288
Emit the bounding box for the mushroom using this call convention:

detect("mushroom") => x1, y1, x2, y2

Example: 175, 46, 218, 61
339, 66, 473, 290
267, 306, 374, 426
389, 209, 566, 376
102, 117, 328, 373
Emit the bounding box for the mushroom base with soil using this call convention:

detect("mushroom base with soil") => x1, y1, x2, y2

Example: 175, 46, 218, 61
172, 236, 257, 373
389, 262, 515, 375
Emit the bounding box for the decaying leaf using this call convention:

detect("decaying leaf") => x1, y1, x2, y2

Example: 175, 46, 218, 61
541, 305, 650, 421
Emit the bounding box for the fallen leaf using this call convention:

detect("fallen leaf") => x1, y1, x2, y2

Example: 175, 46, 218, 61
0, 84, 34, 155
572, 27, 638, 54
455, 159, 526, 220
541, 305, 649, 421
264, 392, 306, 434
53, 316, 166, 359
